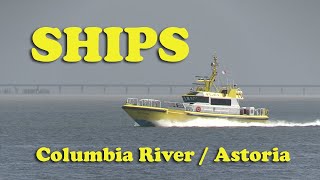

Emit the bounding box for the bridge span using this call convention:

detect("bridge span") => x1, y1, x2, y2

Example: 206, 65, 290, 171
0, 84, 320, 95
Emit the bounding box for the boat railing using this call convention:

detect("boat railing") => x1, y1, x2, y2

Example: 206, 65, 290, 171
139, 99, 161, 108
126, 98, 139, 105
127, 98, 191, 109
163, 101, 185, 109
240, 107, 269, 116
126, 98, 162, 107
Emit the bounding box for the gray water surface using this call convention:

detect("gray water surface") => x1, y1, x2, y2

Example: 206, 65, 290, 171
0, 95, 319, 179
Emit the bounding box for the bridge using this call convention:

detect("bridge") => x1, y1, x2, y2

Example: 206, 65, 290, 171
0, 84, 320, 95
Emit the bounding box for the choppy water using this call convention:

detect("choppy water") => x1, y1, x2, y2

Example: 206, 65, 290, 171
0, 95, 320, 179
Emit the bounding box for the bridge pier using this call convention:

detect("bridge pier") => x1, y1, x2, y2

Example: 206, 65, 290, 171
147, 87, 150, 94
81, 85, 84, 93
169, 86, 173, 94
14, 86, 18, 94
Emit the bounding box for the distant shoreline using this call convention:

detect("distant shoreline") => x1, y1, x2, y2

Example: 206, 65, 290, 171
1, 94, 320, 101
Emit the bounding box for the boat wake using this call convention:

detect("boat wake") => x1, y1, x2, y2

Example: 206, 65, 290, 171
153, 118, 320, 127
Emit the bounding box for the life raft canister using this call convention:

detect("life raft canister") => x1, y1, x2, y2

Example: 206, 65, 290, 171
196, 106, 201, 112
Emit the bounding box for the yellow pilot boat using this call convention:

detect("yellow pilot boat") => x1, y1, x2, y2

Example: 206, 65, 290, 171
122, 54, 269, 126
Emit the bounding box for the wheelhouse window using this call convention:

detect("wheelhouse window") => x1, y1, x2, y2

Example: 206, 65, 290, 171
211, 98, 231, 106
182, 96, 209, 103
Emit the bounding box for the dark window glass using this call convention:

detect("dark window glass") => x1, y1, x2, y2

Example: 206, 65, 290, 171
211, 98, 231, 106
182, 96, 209, 103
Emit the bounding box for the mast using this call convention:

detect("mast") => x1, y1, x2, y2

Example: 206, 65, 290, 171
206, 54, 219, 92
195, 53, 219, 92
192, 53, 243, 99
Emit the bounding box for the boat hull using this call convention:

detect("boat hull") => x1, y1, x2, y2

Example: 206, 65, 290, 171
122, 104, 268, 127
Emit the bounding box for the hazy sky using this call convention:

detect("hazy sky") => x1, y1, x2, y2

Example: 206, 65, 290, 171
1, 0, 320, 85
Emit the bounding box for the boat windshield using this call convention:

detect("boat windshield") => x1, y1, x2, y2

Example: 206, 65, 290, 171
182, 96, 209, 103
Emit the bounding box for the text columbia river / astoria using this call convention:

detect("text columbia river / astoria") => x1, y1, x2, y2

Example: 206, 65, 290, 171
35, 147, 290, 163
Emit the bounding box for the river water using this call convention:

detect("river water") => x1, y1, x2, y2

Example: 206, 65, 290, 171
0, 95, 319, 179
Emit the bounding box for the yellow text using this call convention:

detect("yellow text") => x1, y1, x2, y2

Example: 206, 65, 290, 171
31, 27, 189, 63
